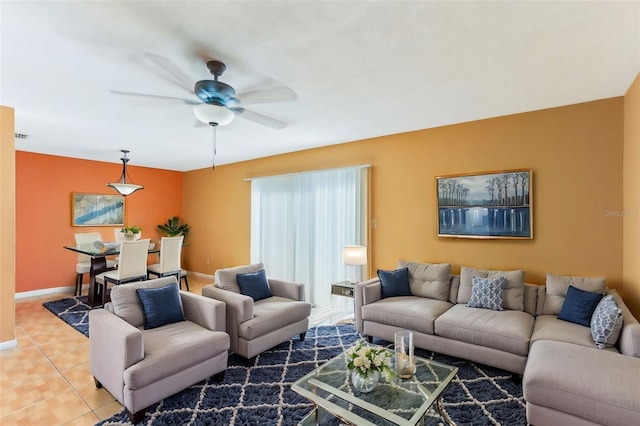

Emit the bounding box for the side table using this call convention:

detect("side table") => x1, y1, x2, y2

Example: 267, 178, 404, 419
330, 280, 355, 324
331, 280, 355, 298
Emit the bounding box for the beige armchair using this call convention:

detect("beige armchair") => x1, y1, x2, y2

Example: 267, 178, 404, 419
202, 263, 311, 362
89, 277, 229, 423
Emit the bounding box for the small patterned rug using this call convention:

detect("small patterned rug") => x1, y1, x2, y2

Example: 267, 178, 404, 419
94, 324, 526, 426
42, 295, 91, 337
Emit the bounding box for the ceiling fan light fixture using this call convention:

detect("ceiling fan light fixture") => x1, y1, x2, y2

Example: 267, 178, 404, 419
193, 103, 234, 126
107, 150, 144, 196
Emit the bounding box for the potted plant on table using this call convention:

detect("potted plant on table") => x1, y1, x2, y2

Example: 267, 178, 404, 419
157, 216, 190, 237
120, 225, 142, 241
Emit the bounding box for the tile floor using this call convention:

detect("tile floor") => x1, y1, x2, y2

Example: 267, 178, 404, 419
1, 275, 349, 425
0, 275, 215, 425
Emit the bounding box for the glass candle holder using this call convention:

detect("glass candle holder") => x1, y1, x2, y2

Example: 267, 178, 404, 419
394, 330, 416, 379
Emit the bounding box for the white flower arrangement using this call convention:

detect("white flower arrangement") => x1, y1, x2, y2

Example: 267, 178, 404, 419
346, 340, 394, 381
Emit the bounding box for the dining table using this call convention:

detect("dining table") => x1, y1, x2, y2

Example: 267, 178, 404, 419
64, 242, 160, 307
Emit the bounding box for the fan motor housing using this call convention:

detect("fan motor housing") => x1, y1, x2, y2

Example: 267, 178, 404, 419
194, 80, 236, 105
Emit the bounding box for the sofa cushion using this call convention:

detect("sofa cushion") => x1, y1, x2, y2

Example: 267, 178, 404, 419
398, 260, 451, 301
524, 340, 640, 426
557, 285, 603, 327
467, 276, 505, 311
136, 283, 185, 329
215, 263, 265, 294
530, 315, 612, 350
110, 277, 180, 328
458, 266, 524, 311
542, 273, 605, 315
124, 320, 229, 390
236, 269, 272, 301
434, 304, 534, 356
238, 296, 311, 340
361, 296, 452, 335
591, 294, 624, 349
378, 267, 411, 298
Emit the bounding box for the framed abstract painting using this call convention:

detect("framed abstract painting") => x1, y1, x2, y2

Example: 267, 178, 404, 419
71, 193, 124, 226
436, 169, 532, 239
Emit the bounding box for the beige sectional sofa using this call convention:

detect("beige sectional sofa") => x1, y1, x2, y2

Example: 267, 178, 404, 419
354, 261, 640, 426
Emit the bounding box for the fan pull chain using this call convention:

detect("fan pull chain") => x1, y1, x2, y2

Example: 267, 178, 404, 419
210, 122, 218, 170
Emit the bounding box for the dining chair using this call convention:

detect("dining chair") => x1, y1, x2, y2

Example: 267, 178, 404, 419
147, 236, 189, 291
74, 232, 116, 296
95, 238, 151, 305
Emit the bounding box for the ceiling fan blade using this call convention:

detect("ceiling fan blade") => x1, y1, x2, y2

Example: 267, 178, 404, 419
142, 53, 195, 95
229, 107, 288, 130
234, 87, 297, 106
110, 90, 200, 105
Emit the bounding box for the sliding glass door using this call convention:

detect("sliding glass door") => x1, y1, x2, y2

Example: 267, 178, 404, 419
250, 166, 368, 306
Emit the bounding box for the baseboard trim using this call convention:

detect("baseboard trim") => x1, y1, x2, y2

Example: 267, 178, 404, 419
0, 339, 18, 351
189, 271, 215, 280
15, 286, 73, 299
14, 270, 209, 300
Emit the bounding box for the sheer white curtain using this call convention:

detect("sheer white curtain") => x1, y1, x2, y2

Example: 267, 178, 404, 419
250, 166, 367, 306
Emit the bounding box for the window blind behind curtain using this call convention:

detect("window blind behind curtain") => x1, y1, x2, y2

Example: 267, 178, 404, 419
250, 166, 368, 306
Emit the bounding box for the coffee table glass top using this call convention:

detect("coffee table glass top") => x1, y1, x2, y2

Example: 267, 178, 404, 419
292, 348, 458, 426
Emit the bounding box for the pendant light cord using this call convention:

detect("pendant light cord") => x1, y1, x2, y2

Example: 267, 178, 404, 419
210, 122, 218, 170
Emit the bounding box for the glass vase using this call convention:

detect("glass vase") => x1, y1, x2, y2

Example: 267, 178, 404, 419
394, 330, 416, 379
351, 369, 379, 393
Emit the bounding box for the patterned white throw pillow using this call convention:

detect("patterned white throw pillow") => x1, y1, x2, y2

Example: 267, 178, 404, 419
590, 294, 623, 349
467, 276, 506, 311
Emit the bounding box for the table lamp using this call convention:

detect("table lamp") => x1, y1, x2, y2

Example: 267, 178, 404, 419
343, 245, 367, 283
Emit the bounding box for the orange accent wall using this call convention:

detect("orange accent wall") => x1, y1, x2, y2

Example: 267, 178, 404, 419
1, 106, 16, 344
184, 98, 625, 298
623, 73, 640, 316
15, 152, 183, 293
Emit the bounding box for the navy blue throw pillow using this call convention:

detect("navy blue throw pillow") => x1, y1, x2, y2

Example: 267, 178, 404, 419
236, 269, 272, 301
136, 283, 185, 330
558, 285, 603, 327
377, 267, 411, 298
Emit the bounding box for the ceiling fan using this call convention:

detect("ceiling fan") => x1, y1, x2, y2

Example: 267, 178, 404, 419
112, 54, 297, 167
111, 53, 297, 130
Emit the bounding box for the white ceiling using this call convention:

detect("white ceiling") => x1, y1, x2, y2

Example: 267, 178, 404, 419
1, 1, 639, 172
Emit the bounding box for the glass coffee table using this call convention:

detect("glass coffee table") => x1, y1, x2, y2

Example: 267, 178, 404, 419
292, 348, 458, 426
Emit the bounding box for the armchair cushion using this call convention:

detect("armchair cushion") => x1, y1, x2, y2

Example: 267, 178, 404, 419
216, 263, 265, 294
236, 269, 272, 301
136, 283, 185, 329
110, 276, 179, 327
239, 296, 311, 340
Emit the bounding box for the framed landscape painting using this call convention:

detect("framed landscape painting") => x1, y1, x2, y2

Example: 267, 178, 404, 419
436, 169, 533, 239
71, 193, 124, 226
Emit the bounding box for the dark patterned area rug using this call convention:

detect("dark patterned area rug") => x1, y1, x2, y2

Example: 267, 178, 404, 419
95, 325, 526, 426
42, 295, 91, 337
41, 299, 525, 425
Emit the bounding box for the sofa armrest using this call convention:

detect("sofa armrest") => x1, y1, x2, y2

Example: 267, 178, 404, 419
269, 278, 305, 301
202, 284, 253, 354
180, 291, 226, 332
610, 289, 640, 357
89, 309, 143, 403
202, 285, 254, 323
354, 278, 381, 333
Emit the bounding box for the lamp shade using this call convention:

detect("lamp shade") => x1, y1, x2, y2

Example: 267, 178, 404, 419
193, 103, 234, 126
343, 245, 367, 266
107, 182, 143, 196
107, 150, 143, 196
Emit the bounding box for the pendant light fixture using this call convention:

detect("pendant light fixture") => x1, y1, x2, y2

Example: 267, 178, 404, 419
107, 149, 144, 196
194, 103, 235, 169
